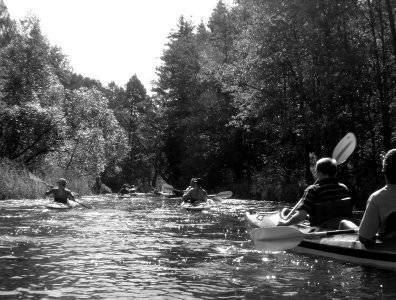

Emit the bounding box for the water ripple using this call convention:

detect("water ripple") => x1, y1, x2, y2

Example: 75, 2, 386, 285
0, 196, 395, 299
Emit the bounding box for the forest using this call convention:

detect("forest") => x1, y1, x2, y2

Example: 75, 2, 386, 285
0, 0, 395, 207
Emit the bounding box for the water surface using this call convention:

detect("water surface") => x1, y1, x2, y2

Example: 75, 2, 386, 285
0, 195, 395, 299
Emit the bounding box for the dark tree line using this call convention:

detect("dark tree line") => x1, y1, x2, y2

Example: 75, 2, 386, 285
154, 0, 396, 205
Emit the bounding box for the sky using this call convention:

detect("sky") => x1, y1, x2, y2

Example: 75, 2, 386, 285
5, 0, 232, 93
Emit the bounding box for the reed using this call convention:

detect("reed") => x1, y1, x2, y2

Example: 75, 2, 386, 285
0, 158, 93, 200
0, 158, 43, 200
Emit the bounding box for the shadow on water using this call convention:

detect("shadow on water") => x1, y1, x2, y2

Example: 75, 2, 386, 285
0, 196, 395, 299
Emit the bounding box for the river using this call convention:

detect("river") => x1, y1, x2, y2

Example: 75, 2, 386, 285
0, 195, 395, 299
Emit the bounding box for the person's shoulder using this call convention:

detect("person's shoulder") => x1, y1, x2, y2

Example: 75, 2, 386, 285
368, 186, 388, 202
372, 186, 387, 196
46, 187, 56, 193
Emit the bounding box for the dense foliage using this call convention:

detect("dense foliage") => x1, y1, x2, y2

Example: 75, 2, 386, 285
0, 1, 157, 195
154, 0, 396, 205
1, 0, 395, 205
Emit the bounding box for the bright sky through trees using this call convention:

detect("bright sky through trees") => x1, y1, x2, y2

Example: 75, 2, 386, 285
5, 0, 231, 92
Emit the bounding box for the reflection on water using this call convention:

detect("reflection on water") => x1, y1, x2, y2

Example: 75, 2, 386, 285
0, 195, 395, 299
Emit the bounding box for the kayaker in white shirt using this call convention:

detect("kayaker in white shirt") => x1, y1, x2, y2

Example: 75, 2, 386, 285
359, 149, 396, 246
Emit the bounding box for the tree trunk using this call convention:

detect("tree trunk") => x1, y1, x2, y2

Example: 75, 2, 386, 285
385, 0, 396, 59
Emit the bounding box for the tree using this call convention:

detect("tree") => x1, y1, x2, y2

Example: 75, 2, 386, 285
0, 103, 65, 164
52, 87, 129, 177
103, 76, 163, 190
155, 17, 202, 186
0, 0, 15, 48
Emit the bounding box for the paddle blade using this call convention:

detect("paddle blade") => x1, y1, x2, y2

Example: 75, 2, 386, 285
252, 236, 302, 252
210, 196, 222, 202
251, 226, 304, 241
207, 191, 233, 202
72, 199, 92, 209
332, 132, 356, 165
214, 191, 233, 198
250, 227, 304, 251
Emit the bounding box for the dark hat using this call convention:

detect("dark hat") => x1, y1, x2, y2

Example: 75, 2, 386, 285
58, 178, 67, 186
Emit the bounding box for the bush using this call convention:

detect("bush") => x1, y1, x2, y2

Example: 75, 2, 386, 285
0, 158, 43, 199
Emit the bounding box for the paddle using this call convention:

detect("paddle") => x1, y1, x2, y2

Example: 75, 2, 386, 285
257, 132, 357, 227
251, 226, 358, 251
284, 132, 356, 219
29, 172, 91, 209
208, 190, 233, 202
182, 191, 233, 206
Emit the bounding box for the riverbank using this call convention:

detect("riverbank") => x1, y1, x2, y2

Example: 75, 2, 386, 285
0, 159, 92, 200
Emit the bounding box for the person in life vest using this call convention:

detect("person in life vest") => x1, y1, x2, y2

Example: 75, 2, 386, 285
118, 184, 133, 195
279, 157, 353, 229
45, 178, 76, 205
182, 178, 207, 206
358, 149, 396, 246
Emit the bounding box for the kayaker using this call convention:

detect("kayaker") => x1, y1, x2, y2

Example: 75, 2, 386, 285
45, 178, 76, 204
182, 178, 207, 206
359, 149, 396, 246
118, 184, 132, 195
279, 157, 352, 229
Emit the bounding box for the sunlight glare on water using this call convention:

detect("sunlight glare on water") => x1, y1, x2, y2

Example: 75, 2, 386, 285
0, 195, 395, 299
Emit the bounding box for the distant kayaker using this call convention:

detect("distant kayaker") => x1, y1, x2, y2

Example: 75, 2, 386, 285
118, 184, 132, 195
182, 178, 207, 206
358, 149, 396, 246
279, 157, 353, 229
45, 178, 75, 204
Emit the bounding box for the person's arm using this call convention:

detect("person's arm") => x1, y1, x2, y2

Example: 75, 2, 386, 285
183, 186, 192, 195
67, 190, 76, 201
279, 209, 309, 226
44, 188, 54, 196
358, 196, 380, 247
279, 187, 313, 226
182, 189, 193, 202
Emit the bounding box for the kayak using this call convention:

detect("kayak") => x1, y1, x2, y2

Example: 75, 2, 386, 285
245, 211, 396, 270
118, 193, 139, 198
166, 194, 182, 199
45, 200, 79, 210
245, 211, 281, 227
156, 191, 174, 197
293, 234, 396, 270
181, 201, 212, 212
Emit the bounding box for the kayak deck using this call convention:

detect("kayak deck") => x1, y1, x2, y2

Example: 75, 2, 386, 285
293, 234, 396, 270
45, 200, 79, 210
245, 211, 280, 227
245, 211, 396, 270
181, 202, 212, 211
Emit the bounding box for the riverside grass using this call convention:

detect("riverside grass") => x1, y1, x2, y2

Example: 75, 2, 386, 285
0, 158, 42, 199
0, 158, 92, 200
